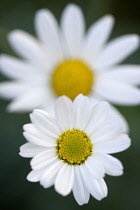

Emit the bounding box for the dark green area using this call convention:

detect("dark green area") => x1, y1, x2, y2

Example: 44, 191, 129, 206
0, 0, 140, 209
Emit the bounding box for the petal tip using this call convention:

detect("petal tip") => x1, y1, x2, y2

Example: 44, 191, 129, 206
35, 8, 51, 20
6, 103, 15, 112
66, 3, 79, 10
19, 152, 22, 157
0, 54, 6, 63
127, 34, 140, 49
105, 14, 115, 22
8, 30, 21, 40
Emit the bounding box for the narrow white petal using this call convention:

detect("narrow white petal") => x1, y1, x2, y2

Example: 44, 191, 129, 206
61, 4, 85, 57
19, 142, 46, 158
91, 120, 122, 144
80, 165, 104, 200
35, 9, 63, 61
85, 101, 110, 135
94, 134, 131, 154
95, 79, 140, 105
95, 35, 139, 68
100, 65, 140, 85
30, 109, 62, 138
96, 179, 108, 197
23, 123, 56, 147
7, 89, 46, 112
40, 160, 63, 188
54, 96, 74, 131
27, 168, 46, 182
31, 150, 57, 170
8, 30, 48, 66
85, 156, 105, 179
23, 132, 56, 148
55, 164, 74, 196
83, 15, 114, 63
0, 55, 41, 80
0, 82, 27, 99
94, 153, 123, 176
73, 166, 90, 205
73, 94, 91, 130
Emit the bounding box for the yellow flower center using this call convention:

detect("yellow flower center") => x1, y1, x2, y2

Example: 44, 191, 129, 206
51, 60, 94, 100
57, 129, 93, 165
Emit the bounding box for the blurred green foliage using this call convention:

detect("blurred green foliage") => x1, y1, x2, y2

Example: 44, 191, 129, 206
0, 0, 140, 210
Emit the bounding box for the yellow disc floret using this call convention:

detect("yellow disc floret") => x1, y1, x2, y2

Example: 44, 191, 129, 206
57, 129, 93, 165
51, 60, 94, 100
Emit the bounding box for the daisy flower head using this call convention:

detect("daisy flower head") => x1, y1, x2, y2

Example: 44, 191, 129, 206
20, 94, 131, 205
0, 4, 140, 112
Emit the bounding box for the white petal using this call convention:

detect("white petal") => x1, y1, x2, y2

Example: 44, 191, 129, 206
85, 101, 110, 135
73, 94, 91, 130
89, 97, 128, 133
27, 168, 46, 182
73, 166, 90, 205
94, 134, 131, 154
61, 4, 85, 57
83, 15, 114, 63
91, 120, 122, 144
100, 65, 140, 85
19, 142, 46, 158
109, 105, 129, 133
80, 165, 104, 200
95, 35, 139, 68
54, 96, 74, 131
0, 82, 28, 99
94, 153, 123, 176
23, 132, 56, 148
31, 150, 57, 170
7, 89, 46, 112
40, 160, 63, 188
23, 123, 56, 147
40, 101, 55, 115
96, 179, 108, 197
30, 109, 62, 138
55, 164, 74, 196
88, 96, 129, 133
0, 55, 41, 80
85, 156, 105, 179
88, 97, 99, 109
95, 79, 140, 105
35, 9, 63, 61
8, 30, 48, 67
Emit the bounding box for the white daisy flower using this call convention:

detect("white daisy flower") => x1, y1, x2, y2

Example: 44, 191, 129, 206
20, 94, 131, 205
0, 4, 139, 131
0, 4, 140, 111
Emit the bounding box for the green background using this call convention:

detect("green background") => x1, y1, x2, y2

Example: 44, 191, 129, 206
0, 0, 140, 209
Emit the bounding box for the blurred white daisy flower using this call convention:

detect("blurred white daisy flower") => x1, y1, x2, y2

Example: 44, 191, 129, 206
0, 4, 140, 112
20, 94, 131, 205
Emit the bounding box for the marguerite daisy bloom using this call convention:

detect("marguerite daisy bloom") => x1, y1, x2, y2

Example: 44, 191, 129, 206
20, 94, 131, 205
0, 4, 140, 112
